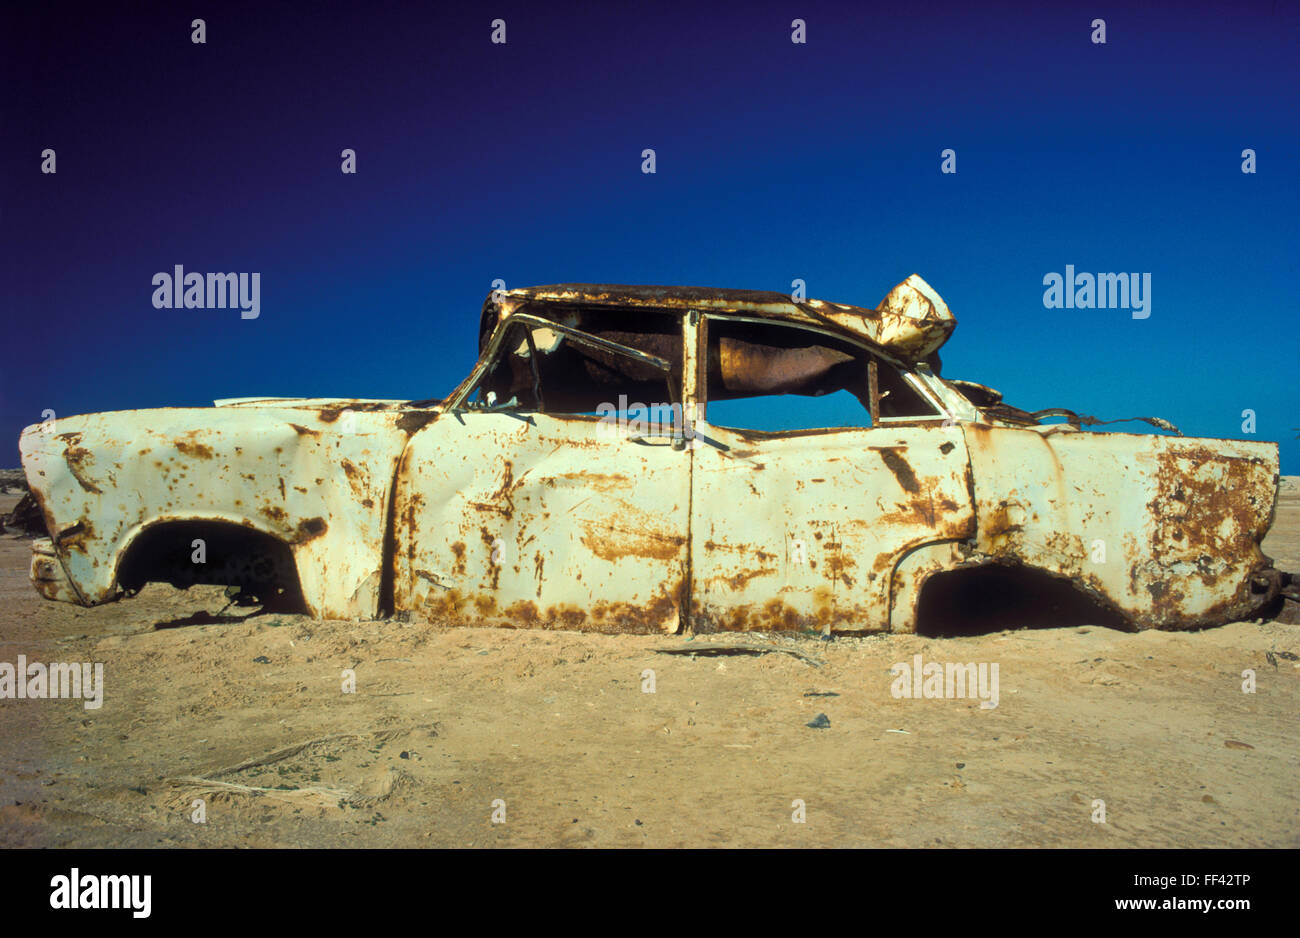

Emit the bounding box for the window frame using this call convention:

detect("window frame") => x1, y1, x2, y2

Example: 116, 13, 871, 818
445, 311, 679, 413
691, 312, 954, 429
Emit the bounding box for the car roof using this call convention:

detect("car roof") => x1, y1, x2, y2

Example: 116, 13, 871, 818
478, 276, 956, 364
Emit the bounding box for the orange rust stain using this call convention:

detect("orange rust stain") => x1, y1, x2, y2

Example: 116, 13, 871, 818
555, 472, 629, 487
340, 459, 369, 499
414, 584, 680, 635
697, 596, 876, 634
712, 567, 778, 591
503, 599, 540, 625
490, 461, 516, 518
175, 436, 214, 459
57, 519, 95, 554
581, 526, 685, 562
293, 517, 327, 543
878, 449, 919, 493
480, 527, 501, 590
63, 448, 102, 494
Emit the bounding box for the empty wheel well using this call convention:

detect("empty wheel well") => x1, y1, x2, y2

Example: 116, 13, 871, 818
915, 562, 1131, 637
115, 521, 305, 609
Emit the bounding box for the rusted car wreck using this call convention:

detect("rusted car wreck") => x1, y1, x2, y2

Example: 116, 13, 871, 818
19, 276, 1296, 634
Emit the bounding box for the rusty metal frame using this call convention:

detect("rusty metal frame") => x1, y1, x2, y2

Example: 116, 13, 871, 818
868, 359, 881, 423
683, 309, 706, 425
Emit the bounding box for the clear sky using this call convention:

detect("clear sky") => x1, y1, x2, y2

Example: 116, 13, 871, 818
4, 0, 1297, 470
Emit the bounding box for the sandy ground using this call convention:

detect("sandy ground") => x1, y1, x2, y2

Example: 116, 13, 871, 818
0, 481, 1297, 848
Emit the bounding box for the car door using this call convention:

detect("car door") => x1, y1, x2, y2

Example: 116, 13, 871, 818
391, 315, 692, 632
687, 316, 974, 633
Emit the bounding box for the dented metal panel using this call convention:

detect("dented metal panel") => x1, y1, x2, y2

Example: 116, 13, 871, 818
391, 411, 689, 633
961, 425, 1280, 630
689, 422, 974, 632
19, 404, 413, 618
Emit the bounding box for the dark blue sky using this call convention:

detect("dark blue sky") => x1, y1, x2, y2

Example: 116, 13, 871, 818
4, 0, 1297, 469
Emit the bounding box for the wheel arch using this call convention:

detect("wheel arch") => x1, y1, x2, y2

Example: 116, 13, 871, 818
110, 514, 309, 610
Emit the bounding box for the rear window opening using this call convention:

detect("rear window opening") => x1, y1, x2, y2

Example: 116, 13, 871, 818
703, 318, 941, 431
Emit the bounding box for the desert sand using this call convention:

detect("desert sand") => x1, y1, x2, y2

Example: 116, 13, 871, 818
1, 481, 1296, 847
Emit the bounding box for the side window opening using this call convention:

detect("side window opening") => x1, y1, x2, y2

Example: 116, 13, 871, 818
706, 390, 872, 433
468, 310, 683, 416
702, 319, 941, 432
875, 360, 942, 420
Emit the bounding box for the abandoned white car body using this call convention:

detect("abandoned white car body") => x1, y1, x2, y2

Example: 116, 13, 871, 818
19, 276, 1294, 634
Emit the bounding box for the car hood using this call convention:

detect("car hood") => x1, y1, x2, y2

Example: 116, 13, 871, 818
212, 396, 426, 410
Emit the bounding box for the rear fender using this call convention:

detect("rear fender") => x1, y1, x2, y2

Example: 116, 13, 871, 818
961, 425, 1279, 629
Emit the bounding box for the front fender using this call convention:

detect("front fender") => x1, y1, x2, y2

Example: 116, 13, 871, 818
19, 406, 412, 618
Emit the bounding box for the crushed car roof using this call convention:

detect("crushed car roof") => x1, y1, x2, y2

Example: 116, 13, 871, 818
480, 275, 957, 364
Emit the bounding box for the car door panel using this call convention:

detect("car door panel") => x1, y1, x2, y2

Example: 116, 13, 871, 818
392, 411, 690, 632
688, 422, 974, 632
